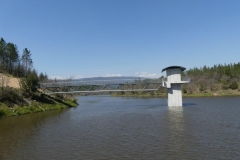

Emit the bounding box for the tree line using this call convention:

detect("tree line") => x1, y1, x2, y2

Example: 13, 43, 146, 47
0, 37, 34, 77
183, 63, 240, 93
0, 37, 48, 96
0, 37, 78, 111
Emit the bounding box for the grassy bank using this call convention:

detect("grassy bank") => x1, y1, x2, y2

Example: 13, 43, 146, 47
182, 88, 240, 97
0, 94, 78, 118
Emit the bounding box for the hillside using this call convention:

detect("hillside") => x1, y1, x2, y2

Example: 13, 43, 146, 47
0, 73, 20, 88
183, 63, 240, 95
0, 37, 78, 118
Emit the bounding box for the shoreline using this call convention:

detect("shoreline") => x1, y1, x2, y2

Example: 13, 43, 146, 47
1, 91, 239, 118
0, 98, 78, 118
112, 92, 240, 98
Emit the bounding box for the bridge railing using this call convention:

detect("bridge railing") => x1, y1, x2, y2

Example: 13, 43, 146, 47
40, 78, 163, 88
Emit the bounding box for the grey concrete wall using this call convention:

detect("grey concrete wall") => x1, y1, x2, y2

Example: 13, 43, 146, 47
167, 84, 182, 106
167, 68, 181, 82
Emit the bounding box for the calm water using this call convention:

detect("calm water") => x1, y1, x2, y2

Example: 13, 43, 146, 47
0, 96, 240, 159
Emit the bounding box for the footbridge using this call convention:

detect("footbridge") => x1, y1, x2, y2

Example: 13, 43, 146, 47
40, 78, 163, 95
39, 66, 190, 107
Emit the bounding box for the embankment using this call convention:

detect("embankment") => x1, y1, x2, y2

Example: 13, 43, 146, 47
0, 94, 78, 118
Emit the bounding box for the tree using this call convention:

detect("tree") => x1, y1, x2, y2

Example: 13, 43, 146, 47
14, 61, 25, 77
0, 38, 7, 71
229, 81, 238, 90
21, 48, 32, 76
39, 72, 48, 82
6, 43, 19, 74
20, 70, 39, 96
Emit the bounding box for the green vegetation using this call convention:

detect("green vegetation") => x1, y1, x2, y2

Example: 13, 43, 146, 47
20, 69, 40, 96
0, 37, 77, 118
114, 63, 240, 97
0, 93, 77, 117
183, 63, 240, 94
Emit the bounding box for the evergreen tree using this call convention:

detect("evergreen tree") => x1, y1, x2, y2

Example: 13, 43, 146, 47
39, 72, 48, 82
6, 43, 19, 74
0, 38, 7, 71
20, 69, 39, 96
21, 48, 32, 76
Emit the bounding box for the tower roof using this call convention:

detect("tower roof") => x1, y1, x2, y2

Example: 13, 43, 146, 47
161, 66, 186, 72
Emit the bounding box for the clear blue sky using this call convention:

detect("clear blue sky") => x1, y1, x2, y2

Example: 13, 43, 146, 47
1, 0, 240, 79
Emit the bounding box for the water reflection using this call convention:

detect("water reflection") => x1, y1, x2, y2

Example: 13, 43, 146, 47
165, 106, 187, 158
167, 106, 184, 132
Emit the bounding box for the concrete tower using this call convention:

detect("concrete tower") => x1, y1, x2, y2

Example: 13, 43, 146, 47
162, 66, 190, 107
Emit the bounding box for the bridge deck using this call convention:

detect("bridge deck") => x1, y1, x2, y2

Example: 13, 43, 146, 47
40, 79, 163, 94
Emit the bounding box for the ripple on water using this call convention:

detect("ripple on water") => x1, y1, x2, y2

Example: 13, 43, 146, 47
1, 96, 240, 159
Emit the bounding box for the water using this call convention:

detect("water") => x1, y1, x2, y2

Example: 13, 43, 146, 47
0, 96, 240, 159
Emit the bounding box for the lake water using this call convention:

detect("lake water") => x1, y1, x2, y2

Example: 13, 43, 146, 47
0, 96, 240, 159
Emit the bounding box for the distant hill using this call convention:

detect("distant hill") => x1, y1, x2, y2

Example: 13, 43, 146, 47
50, 76, 147, 83
73, 76, 145, 81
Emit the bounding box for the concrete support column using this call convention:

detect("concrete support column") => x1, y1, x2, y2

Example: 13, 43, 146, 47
167, 84, 182, 107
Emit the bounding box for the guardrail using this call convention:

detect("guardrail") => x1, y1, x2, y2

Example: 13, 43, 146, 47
40, 78, 163, 88
39, 78, 163, 94
161, 77, 190, 82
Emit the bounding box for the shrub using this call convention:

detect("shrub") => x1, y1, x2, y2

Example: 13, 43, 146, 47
229, 81, 238, 90
0, 87, 24, 107
20, 70, 39, 96
222, 84, 229, 90
199, 84, 206, 92
182, 87, 187, 94
0, 109, 6, 117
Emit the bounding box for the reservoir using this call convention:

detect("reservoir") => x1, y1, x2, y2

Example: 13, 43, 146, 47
0, 96, 240, 159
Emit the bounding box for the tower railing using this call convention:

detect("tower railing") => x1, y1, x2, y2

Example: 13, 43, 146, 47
161, 76, 190, 83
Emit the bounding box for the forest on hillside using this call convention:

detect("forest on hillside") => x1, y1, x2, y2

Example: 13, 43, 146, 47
0, 37, 48, 106
0, 37, 48, 79
0, 37, 77, 117
0, 37, 31, 76
0, 37, 48, 82
183, 63, 240, 94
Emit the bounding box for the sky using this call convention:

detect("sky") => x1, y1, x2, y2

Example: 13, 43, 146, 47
1, 0, 240, 79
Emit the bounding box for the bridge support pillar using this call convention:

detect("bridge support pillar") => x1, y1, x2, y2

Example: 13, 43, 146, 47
162, 66, 190, 107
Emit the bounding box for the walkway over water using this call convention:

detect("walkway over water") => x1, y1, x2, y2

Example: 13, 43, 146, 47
40, 65, 189, 107
40, 78, 163, 94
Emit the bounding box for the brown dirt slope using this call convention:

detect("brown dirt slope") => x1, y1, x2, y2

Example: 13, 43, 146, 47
0, 73, 20, 88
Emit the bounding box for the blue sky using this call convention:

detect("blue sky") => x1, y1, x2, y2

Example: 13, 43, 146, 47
1, 0, 240, 79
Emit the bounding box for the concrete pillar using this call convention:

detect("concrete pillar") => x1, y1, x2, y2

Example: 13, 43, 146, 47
162, 66, 190, 107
